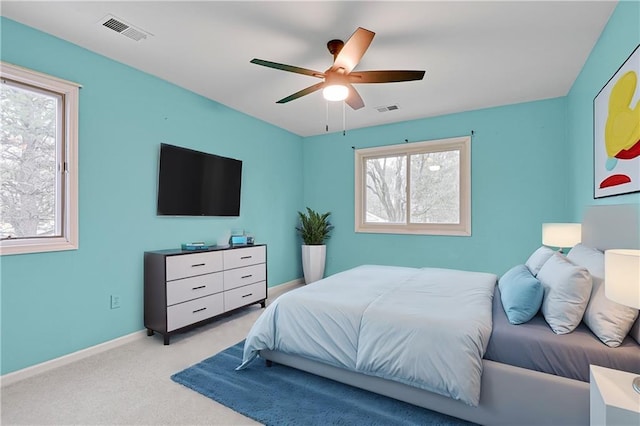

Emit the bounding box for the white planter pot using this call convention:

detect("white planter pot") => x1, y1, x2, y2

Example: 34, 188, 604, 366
301, 245, 326, 284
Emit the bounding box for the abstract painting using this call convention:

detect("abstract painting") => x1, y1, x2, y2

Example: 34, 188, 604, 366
593, 44, 640, 198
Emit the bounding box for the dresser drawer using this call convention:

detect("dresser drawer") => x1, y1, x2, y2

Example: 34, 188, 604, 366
224, 282, 266, 312
223, 264, 266, 290
166, 272, 223, 306
223, 246, 266, 270
167, 293, 224, 332
166, 251, 223, 281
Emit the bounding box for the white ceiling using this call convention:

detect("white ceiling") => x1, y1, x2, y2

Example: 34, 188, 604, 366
1, 1, 616, 137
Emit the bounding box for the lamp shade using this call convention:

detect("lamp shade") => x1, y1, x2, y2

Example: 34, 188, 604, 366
542, 223, 582, 248
605, 249, 640, 309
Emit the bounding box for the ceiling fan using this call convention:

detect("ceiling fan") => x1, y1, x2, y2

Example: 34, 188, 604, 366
250, 27, 426, 110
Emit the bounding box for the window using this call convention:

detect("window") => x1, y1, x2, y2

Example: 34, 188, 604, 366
355, 136, 471, 236
1, 62, 80, 255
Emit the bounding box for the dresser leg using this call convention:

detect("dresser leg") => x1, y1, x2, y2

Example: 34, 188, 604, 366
147, 329, 154, 336
261, 300, 266, 308
164, 334, 170, 345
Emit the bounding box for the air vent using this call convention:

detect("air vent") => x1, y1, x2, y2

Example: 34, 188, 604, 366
375, 104, 400, 113
99, 15, 152, 42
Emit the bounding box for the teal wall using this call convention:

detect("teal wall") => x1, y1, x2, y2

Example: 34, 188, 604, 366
0, 18, 304, 374
567, 0, 640, 217
302, 98, 571, 277
2, 1, 638, 375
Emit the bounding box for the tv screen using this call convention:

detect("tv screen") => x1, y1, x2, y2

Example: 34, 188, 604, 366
157, 143, 242, 216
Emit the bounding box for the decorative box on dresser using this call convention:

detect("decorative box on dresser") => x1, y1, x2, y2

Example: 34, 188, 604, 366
144, 244, 267, 344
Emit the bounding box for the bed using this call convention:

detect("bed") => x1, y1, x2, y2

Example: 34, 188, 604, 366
239, 204, 640, 425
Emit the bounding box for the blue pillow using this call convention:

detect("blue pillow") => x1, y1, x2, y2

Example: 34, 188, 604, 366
499, 265, 544, 325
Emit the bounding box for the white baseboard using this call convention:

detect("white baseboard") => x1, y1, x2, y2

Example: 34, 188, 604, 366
1, 277, 303, 387
269, 277, 304, 298
1, 330, 147, 387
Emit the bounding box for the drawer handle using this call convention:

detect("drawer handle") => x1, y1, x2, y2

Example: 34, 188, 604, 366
192, 285, 206, 290
240, 256, 252, 260
192, 307, 207, 314
241, 293, 253, 298
191, 263, 206, 268
241, 274, 253, 279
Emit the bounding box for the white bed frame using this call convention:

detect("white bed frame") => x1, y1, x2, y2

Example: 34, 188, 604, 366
260, 203, 640, 426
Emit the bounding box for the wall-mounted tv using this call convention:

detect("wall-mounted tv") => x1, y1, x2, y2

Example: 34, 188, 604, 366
157, 143, 242, 216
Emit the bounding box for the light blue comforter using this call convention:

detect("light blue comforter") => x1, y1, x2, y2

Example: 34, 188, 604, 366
237, 265, 497, 406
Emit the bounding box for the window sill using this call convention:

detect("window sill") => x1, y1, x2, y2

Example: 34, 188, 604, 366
0, 238, 78, 256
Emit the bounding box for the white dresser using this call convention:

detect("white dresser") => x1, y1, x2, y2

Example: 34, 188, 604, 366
144, 245, 267, 344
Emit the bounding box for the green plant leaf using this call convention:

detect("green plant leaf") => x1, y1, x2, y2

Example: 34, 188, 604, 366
295, 207, 334, 245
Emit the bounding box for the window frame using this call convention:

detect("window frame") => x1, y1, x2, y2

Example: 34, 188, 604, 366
0, 62, 80, 255
354, 136, 471, 236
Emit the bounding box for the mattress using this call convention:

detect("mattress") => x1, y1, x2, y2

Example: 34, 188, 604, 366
485, 287, 640, 382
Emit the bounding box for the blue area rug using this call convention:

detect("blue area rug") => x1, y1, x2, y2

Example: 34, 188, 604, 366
171, 341, 475, 426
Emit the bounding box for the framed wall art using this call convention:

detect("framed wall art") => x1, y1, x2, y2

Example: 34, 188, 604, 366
593, 44, 640, 199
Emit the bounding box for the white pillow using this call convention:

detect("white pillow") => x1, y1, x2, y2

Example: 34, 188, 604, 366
582, 278, 639, 346
568, 243, 639, 347
567, 243, 604, 277
538, 252, 592, 334
525, 246, 556, 276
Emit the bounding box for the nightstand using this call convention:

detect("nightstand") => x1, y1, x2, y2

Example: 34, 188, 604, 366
590, 365, 640, 426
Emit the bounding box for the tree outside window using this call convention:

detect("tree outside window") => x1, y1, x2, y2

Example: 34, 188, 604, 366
1, 80, 60, 239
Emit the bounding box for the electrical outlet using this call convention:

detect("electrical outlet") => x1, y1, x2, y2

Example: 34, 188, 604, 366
110, 294, 121, 309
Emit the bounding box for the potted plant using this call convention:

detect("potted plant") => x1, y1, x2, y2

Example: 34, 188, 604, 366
296, 207, 334, 284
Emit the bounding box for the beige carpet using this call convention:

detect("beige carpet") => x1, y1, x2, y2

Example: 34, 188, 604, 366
1, 283, 300, 425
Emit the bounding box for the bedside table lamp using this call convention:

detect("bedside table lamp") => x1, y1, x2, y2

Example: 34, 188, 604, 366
542, 223, 582, 253
605, 248, 640, 394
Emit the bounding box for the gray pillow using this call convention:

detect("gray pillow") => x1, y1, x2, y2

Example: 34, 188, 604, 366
630, 317, 640, 345
525, 246, 556, 276
568, 243, 639, 347
538, 252, 592, 334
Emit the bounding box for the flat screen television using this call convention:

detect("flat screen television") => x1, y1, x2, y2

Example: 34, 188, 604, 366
157, 143, 242, 216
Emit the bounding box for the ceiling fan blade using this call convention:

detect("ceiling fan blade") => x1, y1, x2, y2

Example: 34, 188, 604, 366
330, 27, 375, 74
276, 82, 326, 104
345, 84, 364, 110
349, 70, 426, 83
250, 59, 324, 78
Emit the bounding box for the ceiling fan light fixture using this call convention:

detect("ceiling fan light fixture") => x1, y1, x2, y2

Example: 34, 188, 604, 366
323, 84, 349, 101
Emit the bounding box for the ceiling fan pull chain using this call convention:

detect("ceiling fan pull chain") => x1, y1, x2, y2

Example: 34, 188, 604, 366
343, 101, 346, 136
326, 100, 329, 132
